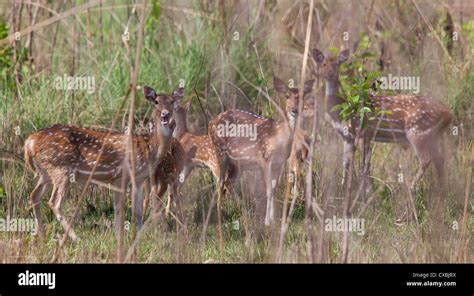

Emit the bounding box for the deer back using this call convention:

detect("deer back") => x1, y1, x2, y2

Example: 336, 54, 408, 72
208, 109, 291, 167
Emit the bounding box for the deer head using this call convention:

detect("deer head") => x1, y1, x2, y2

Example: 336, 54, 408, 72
312, 48, 350, 81
273, 77, 315, 127
172, 98, 192, 139
143, 85, 184, 136
302, 95, 316, 118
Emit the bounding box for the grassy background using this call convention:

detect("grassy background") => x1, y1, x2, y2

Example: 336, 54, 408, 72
0, 0, 473, 263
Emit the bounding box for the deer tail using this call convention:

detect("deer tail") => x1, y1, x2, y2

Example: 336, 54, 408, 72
438, 107, 454, 134
24, 137, 38, 173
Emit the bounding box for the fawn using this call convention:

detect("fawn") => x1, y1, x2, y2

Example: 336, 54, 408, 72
172, 99, 239, 194
24, 85, 183, 240
292, 94, 317, 171
311, 48, 453, 195
148, 136, 187, 223
208, 77, 314, 225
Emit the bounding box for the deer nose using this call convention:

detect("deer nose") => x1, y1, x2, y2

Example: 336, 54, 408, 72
161, 110, 170, 118
160, 110, 171, 124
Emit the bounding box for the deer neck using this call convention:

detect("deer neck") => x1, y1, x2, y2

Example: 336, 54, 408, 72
325, 79, 344, 122
287, 113, 296, 130
148, 121, 172, 165
275, 114, 296, 149
173, 112, 188, 139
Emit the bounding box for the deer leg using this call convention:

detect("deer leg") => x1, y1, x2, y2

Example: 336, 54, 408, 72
151, 180, 168, 227
216, 157, 227, 259
142, 179, 151, 219
48, 175, 77, 241
150, 180, 168, 217
133, 182, 145, 229
216, 157, 227, 202
165, 186, 172, 218
361, 138, 373, 197
431, 137, 446, 184
407, 133, 433, 192
342, 140, 355, 186
402, 159, 430, 223
262, 162, 275, 226
426, 136, 447, 217
270, 163, 284, 223
171, 181, 186, 228
113, 184, 125, 237
433, 152, 445, 184
30, 176, 51, 236
216, 164, 225, 254
411, 159, 431, 190
403, 132, 433, 223
209, 155, 227, 196
155, 181, 168, 210
225, 163, 241, 198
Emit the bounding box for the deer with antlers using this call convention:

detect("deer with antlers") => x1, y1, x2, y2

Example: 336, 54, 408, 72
208, 77, 314, 225
311, 48, 453, 196
24, 85, 184, 240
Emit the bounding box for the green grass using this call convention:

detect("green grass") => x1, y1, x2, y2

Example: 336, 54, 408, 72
0, 0, 473, 263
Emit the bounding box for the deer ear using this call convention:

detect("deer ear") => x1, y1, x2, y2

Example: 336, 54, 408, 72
303, 79, 315, 95
172, 87, 184, 109
144, 86, 157, 103
312, 48, 325, 63
339, 49, 350, 64
172, 86, 185, 100
273, 77, 288, 94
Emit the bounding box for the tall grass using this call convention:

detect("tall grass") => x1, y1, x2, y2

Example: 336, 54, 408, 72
0, 0, 472, 263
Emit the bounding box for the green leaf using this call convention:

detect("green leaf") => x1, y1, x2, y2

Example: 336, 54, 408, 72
147, 0, 161, 29
351, 95, 360, 103
367, 71, 381, 81
330, 104, 344, 112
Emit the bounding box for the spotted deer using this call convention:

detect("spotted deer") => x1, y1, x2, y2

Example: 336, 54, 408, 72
311, 48, 453, 193
208, 77, 314, 225
24, 85, 184, 240
172, 99, 239, 194
292, 94, 317, 171
143, 98, 240, 226
147, 137, 187, 222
